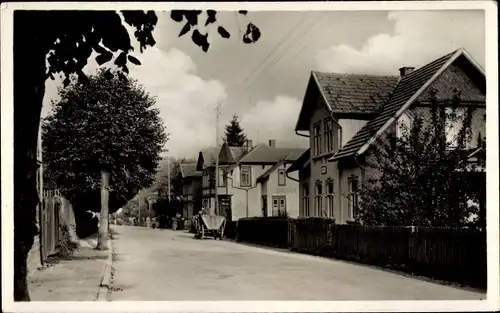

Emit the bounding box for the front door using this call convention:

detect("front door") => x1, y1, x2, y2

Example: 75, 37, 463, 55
272, 196, 286, 217
220, 196, 232, 220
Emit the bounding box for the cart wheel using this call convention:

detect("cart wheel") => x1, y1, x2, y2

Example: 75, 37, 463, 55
201, 226, 205, 239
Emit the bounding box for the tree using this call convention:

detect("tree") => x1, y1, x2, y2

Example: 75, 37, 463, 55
42, 68, 167, 246
355, 89, 483, 227
224, 114, 247, 147
14, 9, 260, 300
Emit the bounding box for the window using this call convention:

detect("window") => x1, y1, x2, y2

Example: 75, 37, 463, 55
203, 169, 208, 186
446, 107, 466, 147
240, 166, 252, 187
396, 112, 412, 139
278, 169, 286, 186
313, 122, 322, 156
302, 183, 310, 217
218, 168, 227, 187
315, 181, 323, 217
348, 176, 359, 220
326, 179, 334, 218
324, 118, 334, 153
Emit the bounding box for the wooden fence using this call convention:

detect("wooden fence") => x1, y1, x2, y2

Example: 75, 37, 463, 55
40, 190, 64, 262
288, 219, 486, 288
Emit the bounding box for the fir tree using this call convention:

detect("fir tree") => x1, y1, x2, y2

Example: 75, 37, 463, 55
224, 114, 247, 147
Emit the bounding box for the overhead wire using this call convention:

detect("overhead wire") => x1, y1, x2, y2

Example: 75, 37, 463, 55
245, 11, 326, 91
239, 12, 310, 85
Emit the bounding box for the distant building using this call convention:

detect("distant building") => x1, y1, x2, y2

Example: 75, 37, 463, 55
195, 139, 306, 221
178, 163, 202, 226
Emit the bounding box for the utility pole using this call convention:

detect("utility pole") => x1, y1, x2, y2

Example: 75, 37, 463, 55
167, 155, 171, 202
213, 101, 222, 216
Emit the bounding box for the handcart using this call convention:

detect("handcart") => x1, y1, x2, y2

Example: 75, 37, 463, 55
194, 214, 226, 240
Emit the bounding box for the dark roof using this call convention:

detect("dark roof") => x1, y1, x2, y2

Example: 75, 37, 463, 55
256, 159, 287, 183
180, 163, 201, 178
239, 144, 306, 164
219, 142, 248, 164
296, 72, 399, 131
286, 148, 311, 174
313, 71, 399, 113
331, 50, 459, 161
199, 147, 219, 167
230, 147, 248, 160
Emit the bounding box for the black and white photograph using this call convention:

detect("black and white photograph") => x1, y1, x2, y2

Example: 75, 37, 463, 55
1, 1, 498, 312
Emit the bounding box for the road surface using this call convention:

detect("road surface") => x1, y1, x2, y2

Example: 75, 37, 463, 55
109, 225, 485, 301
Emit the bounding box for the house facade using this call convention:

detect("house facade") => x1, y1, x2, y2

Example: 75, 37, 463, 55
179, 163, 202, 225
219, 140, 306, 221
196, 146, 223, 215
288, 48, 486, 224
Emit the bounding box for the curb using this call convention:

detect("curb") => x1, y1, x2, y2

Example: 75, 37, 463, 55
96, 238, 113, 301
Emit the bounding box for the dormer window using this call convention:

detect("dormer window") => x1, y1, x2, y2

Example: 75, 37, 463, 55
313, 122, 322, 156
324, 118, 334, 153
396, 112, 412, 139
445, 107, 467, 148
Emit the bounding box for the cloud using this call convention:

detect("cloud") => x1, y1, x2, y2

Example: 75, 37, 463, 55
127, 48, 227, 159
42, 47, 227, 159
314, 11, 485, 75
239, 95, 308, 148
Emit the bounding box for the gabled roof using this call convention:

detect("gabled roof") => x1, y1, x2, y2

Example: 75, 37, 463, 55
218, 142, 248, 164
180, 163, 201, 178
286, 148, 311, 174
238, 143, 306, 164
330, 48, 484, 161
256, 158, 288, 183
196, 147, 219, 170
295, 71, 399, 131
314, 72, 399, 113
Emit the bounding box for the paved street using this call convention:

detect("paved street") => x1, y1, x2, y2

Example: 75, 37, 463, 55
109, 225, 485, 301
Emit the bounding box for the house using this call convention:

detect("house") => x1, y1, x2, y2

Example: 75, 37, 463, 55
196, 146, 223, 214
218, 140, 306, 220
178, 163, 202, 225
287, 48, 486, 224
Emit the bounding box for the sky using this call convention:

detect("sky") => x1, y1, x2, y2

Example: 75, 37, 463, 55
41, 9, 486, 159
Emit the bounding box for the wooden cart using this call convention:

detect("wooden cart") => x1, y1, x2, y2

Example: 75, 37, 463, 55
194, 214, 226, 240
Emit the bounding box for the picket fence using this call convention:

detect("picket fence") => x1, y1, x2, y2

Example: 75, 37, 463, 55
288, 220, 486, 287
40, 190, 64, 262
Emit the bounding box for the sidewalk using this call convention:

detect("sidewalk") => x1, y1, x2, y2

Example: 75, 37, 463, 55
28, 237, 108, 301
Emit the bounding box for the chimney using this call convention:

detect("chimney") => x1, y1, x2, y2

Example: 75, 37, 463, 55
246, 139, 253, 149
399, 66, 415, 77
268, 140, 276, 148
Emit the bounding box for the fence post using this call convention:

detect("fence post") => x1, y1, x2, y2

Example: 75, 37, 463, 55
405, 225, 416, 267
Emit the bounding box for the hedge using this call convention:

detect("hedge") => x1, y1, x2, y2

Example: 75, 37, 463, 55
236, 216, 290, 248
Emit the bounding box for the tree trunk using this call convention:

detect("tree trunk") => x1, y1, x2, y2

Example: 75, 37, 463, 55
96, 171, 109, 250
14, 12, 49, 301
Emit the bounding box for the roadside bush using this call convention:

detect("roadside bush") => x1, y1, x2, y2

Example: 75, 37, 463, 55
58, 224, 79, 257
236, 216, 290, 248
224, 221, 238, 239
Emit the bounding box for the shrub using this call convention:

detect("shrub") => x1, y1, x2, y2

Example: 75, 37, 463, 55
58, 224, 79, 257
224, 221, 238, 239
